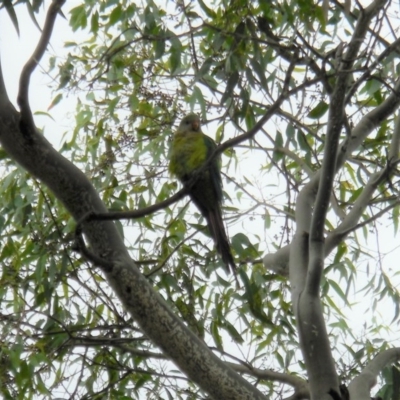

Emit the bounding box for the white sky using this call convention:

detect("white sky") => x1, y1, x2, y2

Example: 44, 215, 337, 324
0, 2, 80, 147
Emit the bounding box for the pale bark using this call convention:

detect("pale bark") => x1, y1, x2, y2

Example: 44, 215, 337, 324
348, 348, 400, 399
288, 1, 391, 399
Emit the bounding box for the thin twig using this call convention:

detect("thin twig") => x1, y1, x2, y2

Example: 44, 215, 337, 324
75, 187, 187, 226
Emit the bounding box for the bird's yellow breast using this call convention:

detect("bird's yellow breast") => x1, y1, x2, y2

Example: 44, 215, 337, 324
169, 131, 209, 179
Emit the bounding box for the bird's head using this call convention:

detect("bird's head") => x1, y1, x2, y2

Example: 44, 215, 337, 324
178, 114, 201, 133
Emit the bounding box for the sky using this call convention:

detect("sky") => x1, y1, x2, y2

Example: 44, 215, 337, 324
0, 2, 79, 147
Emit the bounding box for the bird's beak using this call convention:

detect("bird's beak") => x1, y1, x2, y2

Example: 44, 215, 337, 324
192, 120, 200, 131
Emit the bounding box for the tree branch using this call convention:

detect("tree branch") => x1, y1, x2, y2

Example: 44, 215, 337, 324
17, 0, 65, 136
292, 2, 389, 399
75, 187, 187, 224
348, 348, 400, 399
225, 362, 309, 394
307, 0, 388, 296
72, 334, 307, 394
264, 77, 400, 278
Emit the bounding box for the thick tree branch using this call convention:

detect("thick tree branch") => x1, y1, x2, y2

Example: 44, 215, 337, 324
264, 77, 400, 277
291, 2, 389, 399
227, 362, 305, 386
348, 348, 400, 399
72, 335, 306, 395
307, 0, 388, 296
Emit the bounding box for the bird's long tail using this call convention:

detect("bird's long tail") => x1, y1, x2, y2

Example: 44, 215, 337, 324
206, 209, 237, 275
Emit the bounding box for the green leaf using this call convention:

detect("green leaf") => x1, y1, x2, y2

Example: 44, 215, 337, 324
264, 208, 271, 229
197, 57, 213, 78
3, 0, 19, 36
34, 111, 55, 121
307, 101, 329, 119
154, 37, 165, 59
273, 131, 284, 161
222, 321, 244, 343
109, 5, 123, 25
70, 5, 87, 31
210, 320, 223, 350
25, 1, 41, 31
169, 36, 182, 74
347, 187, 363, 203
91, 11, 99, 34
190, 86, 206, 116
327, 279, 349, 304
48, 93, 63, 110
393, 205, 399, 234
197, 0, 216, 18
250, 58, 267, 88
231, 233, 259, 259
297, 129, 310, 151
221, 71, 239, 104
239, 269, 272, 325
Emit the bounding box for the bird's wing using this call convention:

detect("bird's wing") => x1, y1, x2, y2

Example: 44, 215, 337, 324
203, 134, 222, 202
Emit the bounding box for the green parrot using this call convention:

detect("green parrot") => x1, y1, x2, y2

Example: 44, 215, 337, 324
169, 114, 236, 275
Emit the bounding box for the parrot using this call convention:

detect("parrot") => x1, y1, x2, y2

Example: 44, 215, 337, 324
169, 113, 237, 275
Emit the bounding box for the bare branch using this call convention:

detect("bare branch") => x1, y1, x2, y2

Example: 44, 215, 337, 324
17, 0, 65, 135
348, 348, 400, 399
264, 76, 400, 277
291, 3, 390, 399
307, 0, 389, 296
75, 187, 187, 224
226, 362, 309, 392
